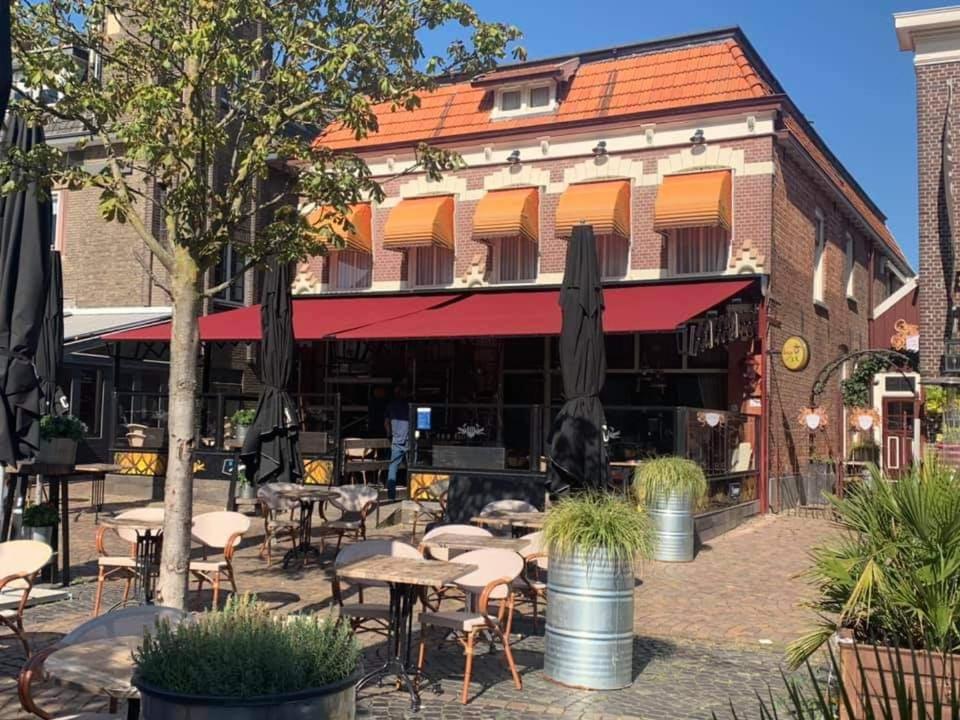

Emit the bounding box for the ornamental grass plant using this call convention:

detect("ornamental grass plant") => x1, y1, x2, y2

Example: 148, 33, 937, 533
135, 595, 360, 698
632, 456, 708, 506
543, 493, 654, 562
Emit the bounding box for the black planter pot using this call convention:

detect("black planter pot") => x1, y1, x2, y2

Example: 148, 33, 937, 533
135, 673, 357, 720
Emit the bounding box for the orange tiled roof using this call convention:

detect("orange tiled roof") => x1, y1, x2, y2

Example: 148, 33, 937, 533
319, 38, 768, 151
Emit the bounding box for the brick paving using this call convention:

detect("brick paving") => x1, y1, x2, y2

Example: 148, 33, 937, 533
0, 478, 838, 719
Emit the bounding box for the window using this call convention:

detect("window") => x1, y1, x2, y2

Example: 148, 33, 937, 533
410, 246, 454, 287
597, 234, 629, 279
493, 236, 537, 282
529, 85, 551, 108
500, 90, 522, 111
813, 210, 826, 304
844, 232, 855, 300
668, 226, 729, 275
51, 191, 61, 251
213, 243, 246, 304
328, 251, 372, 290
494, 83, 557, 117
72, 368, 102, 438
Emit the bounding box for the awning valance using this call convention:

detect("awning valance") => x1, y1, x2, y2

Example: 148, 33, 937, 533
555, 179, 631, 239
383, 195, 455, 250
305, 203, 372, 254
654, 170, 732, 231
473, 187, 539, 242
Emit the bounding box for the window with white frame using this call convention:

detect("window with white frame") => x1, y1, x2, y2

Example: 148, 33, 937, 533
493, 236, 537, 283
493, 82, 557, 117
667, 226, 729, 275
813, 210, 826, 304
51, 190, 61, 251
596, 234, 629, 279
410, 246, 454, 287
328, 251, 372, 291
844, 232, 856, 300
213, 243, 246, 304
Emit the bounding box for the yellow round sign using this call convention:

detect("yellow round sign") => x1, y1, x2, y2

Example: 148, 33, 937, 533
782, 336, 810, 371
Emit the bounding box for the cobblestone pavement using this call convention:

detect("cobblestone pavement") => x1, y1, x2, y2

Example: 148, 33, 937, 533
0, 479, 837, 719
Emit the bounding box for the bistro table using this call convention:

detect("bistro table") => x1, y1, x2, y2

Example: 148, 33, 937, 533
100, 513, 164, 606
338, 554, 475, 712
274, 484, 335, 569
44, 636, 141, 719
420, 533, 529, 554
472, 511, 546, 532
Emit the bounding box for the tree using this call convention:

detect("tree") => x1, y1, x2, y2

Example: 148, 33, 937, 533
9, 0, 521, 608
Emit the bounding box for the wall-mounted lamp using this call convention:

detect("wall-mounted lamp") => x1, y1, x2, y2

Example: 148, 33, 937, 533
507, 149, 521, 165
592, 140, 608, 156
690, 128, 706, 146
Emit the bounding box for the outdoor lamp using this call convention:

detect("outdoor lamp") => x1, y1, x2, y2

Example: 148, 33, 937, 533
857, 414, 874, 431
507, 149, 521, 165
592, 140, 608, 156
690, 128, 705, 145
805, 414, 822, 431
798, 406, 827, 431
704, 412, 722, 428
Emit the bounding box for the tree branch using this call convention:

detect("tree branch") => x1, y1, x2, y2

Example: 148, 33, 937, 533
202, 256, 258, 298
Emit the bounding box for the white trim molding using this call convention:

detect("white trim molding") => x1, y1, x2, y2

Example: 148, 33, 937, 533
559, 155, 644, 189
896, 6, 960, 65
483, 164, 551, 191
656, 146, 746, 182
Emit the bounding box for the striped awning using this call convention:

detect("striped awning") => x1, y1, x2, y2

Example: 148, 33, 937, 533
305, 203, 372, 253
473, 187, 539, 242
383, 195, 455, 250
654, 170, 732, 231
555, 180, 630, 239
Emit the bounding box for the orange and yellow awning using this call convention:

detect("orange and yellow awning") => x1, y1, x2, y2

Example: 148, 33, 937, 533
473, 187, 539, 242
555, 180, 631, 239
306, 203, 372, 254
654, 170, 732, 231
383, 195, 455, 250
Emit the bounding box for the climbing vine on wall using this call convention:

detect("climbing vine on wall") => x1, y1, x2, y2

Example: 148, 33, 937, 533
839, 350, 918, 408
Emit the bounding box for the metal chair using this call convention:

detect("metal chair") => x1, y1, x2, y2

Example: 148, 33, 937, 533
417, 548, 524, 704
256, 483, 299, 567
92, 507, 164, 616
418, 524, 493, 609
324, 485, 379, 550
0, 540, 52, 658
510, 531, 548, 627
189, 511, 250, 608
479, 499, 538, 537
410, 479, 450, 539
332, 539, 421, 638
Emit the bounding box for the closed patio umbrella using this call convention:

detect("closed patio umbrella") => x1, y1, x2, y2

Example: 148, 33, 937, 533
240, 257, 303, 484
36, 248, 65, 416
0, 115, 51, 467
547, 224, 608, 494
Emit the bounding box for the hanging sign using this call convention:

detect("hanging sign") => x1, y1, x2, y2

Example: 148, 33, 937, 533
781, 336, 810, 371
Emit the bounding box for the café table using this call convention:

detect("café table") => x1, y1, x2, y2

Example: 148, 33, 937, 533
420, 532, 529, 554
44, 636, 141, 719
100, 513, 164, 606
338, 554, 475, 712
274, 484, 335, 569
471, 510, 546, 532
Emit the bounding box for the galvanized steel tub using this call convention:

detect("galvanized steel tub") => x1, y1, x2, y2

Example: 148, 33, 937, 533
544, 548, 635, 689
647, 491, 695, 562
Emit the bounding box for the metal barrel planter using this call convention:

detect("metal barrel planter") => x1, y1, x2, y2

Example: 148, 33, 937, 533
647, 490, 695, 562
544, 547, 635, 689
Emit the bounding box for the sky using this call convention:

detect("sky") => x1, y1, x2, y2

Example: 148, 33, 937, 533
441, 0, 940, 270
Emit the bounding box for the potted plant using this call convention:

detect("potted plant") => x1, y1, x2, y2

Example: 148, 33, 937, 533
237, 477, 257, 500
21, 502, 58, 545
848, 438, 879, 464
787, 460, 960, 714
134, 595, 360, 719
231, 409, 256, 443
633, 456, 707, 562
37, 415, 86, 466
542, 493, 653, 690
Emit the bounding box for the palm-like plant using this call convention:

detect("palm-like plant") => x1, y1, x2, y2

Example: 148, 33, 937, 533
787, 459, 960, 669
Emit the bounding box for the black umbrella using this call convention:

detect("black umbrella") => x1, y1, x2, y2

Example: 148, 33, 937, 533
240, 257, 303, 484
547, 224, 608, 494
36, 248, 65, 416
0, 115, 51, 466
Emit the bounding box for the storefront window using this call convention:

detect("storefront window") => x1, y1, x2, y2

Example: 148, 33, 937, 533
668, 226, 729, 275
73, 368, 102, 438
329, 251, 372, 290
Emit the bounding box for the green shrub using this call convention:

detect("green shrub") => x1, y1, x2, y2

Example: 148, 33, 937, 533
231, 408, 256, 427
632, 456, 707, 505
135, 595, 359, 697
39, 415, 86, 441
543, 493, 654, 562
22, 502, 58, 527
787, 459, 960, 669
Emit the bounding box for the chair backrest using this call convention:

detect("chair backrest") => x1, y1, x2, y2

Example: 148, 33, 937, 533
332, 485, 379, 513
112, 507, 165, 544
519, 531, 543, 556
480, 499, 537, 516
59, 605, 187, 646
335, 539, 420, 589
421, 524, 491, 543
257, 483, 299, 511
451, 549, 523, 600
0, 540, 52, 578
191, 511, 251, 550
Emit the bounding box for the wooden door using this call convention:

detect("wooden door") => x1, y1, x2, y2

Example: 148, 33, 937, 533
883, 399, 917, 478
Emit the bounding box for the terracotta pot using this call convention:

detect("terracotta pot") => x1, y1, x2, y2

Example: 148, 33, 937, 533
127, 432, 147, 448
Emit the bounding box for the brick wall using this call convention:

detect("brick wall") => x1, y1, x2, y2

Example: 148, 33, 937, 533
915, 61, 960, 378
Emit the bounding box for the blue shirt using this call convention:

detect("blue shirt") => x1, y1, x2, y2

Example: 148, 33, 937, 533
385, 399, 410, 447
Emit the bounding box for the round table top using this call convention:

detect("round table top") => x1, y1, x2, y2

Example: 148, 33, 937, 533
100, 515, 164, 531
274, 485, 335, 500
44, 637, 140, 700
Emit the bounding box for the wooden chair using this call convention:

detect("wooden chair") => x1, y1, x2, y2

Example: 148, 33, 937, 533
510, 531, 548, 628
92, 507, 164, 616
332, 539, 421, 638
0, 540, 52, 658
19, 605, 186, 719
189, 511, 250, 608
418, 524, 492, 610
479, 500, 538, 537
417, 548, 524, 704
256, 483, 299, 567
410, 479, 450, 539
324, 486, 379, 550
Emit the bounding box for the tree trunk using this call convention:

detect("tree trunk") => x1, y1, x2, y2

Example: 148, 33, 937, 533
157, 248, 201, 609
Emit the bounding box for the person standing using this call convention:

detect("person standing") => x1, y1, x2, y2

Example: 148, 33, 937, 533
384, 385, 410, 501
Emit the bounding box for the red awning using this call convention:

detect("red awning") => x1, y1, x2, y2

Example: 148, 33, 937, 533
104, 279, 755, 343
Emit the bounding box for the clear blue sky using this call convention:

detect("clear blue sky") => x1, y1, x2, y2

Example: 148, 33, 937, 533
457, 0, 937, 270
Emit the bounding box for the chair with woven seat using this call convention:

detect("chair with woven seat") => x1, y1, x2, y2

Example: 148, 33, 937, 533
92, 507, 164, 616
510, 531, 548, 627
256, 483, 299, 567
479, 499, 538, 537
189, 511, 250, 608
19, 605, 186, 719
410, 479, 450, 539
417, 548, 524, 704
0, 540, 52, 658
324, 485, 379, 550
418, 524, 493, 610
332, 539, 421, 638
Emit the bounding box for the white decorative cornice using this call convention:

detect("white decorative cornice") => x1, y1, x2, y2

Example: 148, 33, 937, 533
398, 174, 469, 199
483, 165, 551, 191
657, 146, 745, 182
561, 155, 643, 188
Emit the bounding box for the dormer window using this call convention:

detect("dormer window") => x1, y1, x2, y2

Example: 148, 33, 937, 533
493, 83, 557, 117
